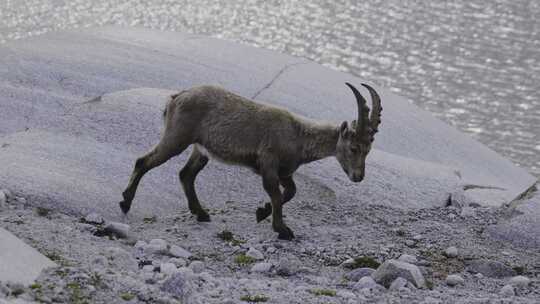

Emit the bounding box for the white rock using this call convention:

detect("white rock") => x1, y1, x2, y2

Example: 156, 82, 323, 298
461, 207, 475, 217
169, 245, 192, 259
246, 247, 264, 260
251, 262, 273, 273
354, 276, 378, 290
142, 265, 154, 273
474, 273, 484, 279
103, 222, 130, 239
509, 275, 531, 287
145, 239, 168, 255
446, 274, 464, 286
341, 258, 356, 268
372, 259, 426, 288
83, 212, 104, 224
188, 261, 204, 274
398, 254, 418, 264
160, 262, 178, 276
266, 246, 276, 253
336, 290, 356, 299
0, 190, 7, 208
500, 284, 515, 297
389, 277, 408, 291
444, 246, 458, 258
0, 189, 12, 201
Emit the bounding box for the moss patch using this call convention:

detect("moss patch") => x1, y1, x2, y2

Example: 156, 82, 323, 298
345, 256, 380, 269
310, 288, 336, 297
120, 292, 135, 301
235, 254, 256, 266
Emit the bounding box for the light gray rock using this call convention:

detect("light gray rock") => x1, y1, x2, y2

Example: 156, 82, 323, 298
167, 258, 187, 268
499, 284, 515, 297
275, 258, 297, 277
83, 212, 104, 225
169, 245, 192, 259
509, 275, 531, 287
251, 262, 273, 273
160, 272, 190, 301
444, 246, 459, 258
372, 259, 426, 288
353, 276, 378, 290
446, 274, 464, 286
188, 261, 204, 274
344, 268, 375, 281
460, 207, 475, 217
160, 263, 178, 276
103, 222, 130, 239
0, 190, 6, 208
145, 239, 169, 255
487, 194, 540, 250
341, 258, 356, 268
246, 247, 264, 260
466, 259, 516, 278
389, 277, 408, 291
0, 228, 56, 285
0, 189, 13, 201
397, 254, 418, 265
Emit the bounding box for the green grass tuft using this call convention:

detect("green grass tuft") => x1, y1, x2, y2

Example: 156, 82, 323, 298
240, 294, 269, 302
310, 288, 336, 297
120, 292, 135, 301
235, 254, 256, 266
345, 256, 380, 269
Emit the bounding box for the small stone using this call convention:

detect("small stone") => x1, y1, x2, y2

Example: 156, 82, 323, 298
444, 246, 458, 258
169, 245, 192, 259
353, 276, 378, 290
251, 262, 273, 273
405, 240, 416, 247
389, 277, 408, 291
500, 285, 515, 297
460, 207, 475, 217
102, 222, 130, 239
344, 268, 375, 281
466, 259, 516, 278
336, 290, 356, 299
275, 259, 296, 277
474, 273, 484, 279
0, 190, 7, 208
266, 246, 276, 254
372, 259, 426, 288
398, 254, 418, 265
188, 261, 204, 274
446, 274, 464, 286
0, 189, 13, 201
246, 247, 264, 260
509, 275, 531, 287
167, 258, 187, 268
142, 265, 154, 273
83, 212, 104, 225
145, 239, 169, 255
160, 263, 178, 276
341, 258, 356, 268
160, 272, 190, 300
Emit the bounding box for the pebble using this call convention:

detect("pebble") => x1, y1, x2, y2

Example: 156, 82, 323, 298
169, 245, 192, 259
389, 277, 408, 291
83, 212, 105, 224
344, 268, 375, 281
509, 275, 531, 287
246, 247, 264, 260
251, 262, 273, 273
405, 240, 416, 247
461, 207, 475, 217
142, 265, 154, 273
103, 222, 130, 239
160, 263, 178, 276
444, 246, 458, 258
188, 261, 204, 274
266, 246, 277, 254
398, 254, 418, 265
446, 274, 465, 286
341, 258, 356, 268
499, 285, 515, 297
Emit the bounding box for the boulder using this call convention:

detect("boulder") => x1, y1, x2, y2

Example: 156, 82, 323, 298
372, 259, 426, 288
465, 259, 516, 278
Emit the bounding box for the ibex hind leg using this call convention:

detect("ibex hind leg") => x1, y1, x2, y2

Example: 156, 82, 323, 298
179, 146, 210, 222
256, 175, 296, 223
119, 138, 189, 214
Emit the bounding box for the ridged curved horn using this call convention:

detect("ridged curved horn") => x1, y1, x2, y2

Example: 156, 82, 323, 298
361, 83, 382, 134
345, 82, 370, 137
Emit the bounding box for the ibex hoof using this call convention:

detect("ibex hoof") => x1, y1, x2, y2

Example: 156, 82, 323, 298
277, 227, 295, 240
196, 212, 211, 222
256, 203, 272, 223
119, 200, 131, 214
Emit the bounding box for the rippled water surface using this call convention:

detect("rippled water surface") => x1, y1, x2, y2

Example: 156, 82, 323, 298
1, 0, 539, 176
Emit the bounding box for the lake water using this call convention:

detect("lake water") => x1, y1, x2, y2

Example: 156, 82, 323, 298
1, 0, 538, 176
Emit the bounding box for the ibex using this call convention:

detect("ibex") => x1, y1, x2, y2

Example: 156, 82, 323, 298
119, 83, 382, 240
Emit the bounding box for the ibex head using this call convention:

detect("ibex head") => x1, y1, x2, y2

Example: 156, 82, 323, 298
336, 83, 382, 182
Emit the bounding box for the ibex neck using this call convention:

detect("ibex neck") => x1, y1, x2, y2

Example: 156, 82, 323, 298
300, 123, 339, 164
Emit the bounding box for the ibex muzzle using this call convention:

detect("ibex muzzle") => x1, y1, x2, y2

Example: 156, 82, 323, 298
119, 83, 382, 240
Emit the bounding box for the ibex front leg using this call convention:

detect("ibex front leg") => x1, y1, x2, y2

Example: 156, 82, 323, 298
262, 170, 295, 240
257, 175, 296, 222
179, 147, 210, 222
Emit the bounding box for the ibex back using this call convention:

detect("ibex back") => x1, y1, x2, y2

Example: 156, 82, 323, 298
119, 83, 382, 240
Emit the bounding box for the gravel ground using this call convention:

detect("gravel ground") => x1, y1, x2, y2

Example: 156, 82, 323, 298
1, 188, 538, 303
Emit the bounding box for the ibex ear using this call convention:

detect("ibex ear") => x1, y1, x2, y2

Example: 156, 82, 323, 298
339, 121, 350, 138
